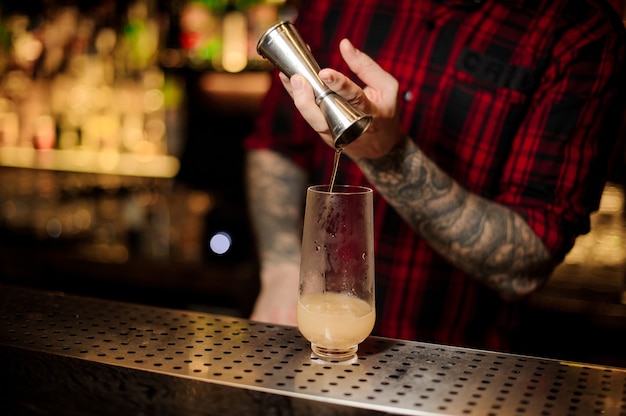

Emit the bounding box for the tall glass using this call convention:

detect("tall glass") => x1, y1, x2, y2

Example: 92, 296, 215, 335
297, 185, 375, 361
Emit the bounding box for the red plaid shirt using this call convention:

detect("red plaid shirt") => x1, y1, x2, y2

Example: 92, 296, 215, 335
244, 0, 626, 350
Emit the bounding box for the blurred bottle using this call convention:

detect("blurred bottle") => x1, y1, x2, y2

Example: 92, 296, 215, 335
178, 0, 287, 71
179, 1, 226, 69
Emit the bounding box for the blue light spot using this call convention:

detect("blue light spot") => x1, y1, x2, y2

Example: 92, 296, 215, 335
209, 231, 232, 255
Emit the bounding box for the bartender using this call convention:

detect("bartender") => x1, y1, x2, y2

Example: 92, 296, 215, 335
243, 0, 626, 352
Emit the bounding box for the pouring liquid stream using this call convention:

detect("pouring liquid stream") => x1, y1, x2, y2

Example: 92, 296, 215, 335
321, 148, 343, 227
320, 148, 343, 295
329, 148, 342, 193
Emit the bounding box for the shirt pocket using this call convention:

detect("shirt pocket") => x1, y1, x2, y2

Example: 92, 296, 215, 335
435, 74, 532, 195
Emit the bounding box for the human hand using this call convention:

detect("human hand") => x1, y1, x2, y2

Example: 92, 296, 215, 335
249, 262, 299, 326
280, 38, 405, 160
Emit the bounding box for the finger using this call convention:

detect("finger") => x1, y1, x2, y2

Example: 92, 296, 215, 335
339, 38, 398, 92
318, 68, 369, 111
290, 74, 333, 139
279, 72, 293, 97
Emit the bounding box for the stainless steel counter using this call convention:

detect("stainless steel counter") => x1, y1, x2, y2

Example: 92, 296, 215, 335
1, 284, 625, 416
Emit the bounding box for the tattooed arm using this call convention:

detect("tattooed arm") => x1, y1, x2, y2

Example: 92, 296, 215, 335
355, 138, 554, 299
245, 149, 307, 325
283, 39, 554, 299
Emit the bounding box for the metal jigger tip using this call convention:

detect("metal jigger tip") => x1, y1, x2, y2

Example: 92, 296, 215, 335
319, 93, 373, 148
334, 115, 373, 148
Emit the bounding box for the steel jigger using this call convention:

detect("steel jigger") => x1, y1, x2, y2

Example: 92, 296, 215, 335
257, 21, 372, 149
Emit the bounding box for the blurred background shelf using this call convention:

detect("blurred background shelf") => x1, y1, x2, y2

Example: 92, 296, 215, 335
0, 146, 180, 177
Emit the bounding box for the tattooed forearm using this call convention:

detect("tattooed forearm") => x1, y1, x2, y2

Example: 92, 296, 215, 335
246, 149, 307, 266
356, 138, 554, 299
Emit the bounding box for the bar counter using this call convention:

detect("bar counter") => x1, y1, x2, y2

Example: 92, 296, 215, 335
1, 284, 625, 416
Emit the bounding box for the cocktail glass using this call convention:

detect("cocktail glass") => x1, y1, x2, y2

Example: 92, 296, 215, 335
297, 185, 375, 361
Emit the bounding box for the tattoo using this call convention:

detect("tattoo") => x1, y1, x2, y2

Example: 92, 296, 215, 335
356, 139, 553, 298
246, 150, 307, 266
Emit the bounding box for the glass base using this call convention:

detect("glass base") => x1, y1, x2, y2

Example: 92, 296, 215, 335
311, 344, 358, 361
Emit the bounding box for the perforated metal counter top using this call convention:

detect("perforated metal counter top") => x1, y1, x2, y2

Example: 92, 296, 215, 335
1, 285, 625, 416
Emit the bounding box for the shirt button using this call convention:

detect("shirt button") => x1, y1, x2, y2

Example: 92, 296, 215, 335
403, 90, 414, 102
